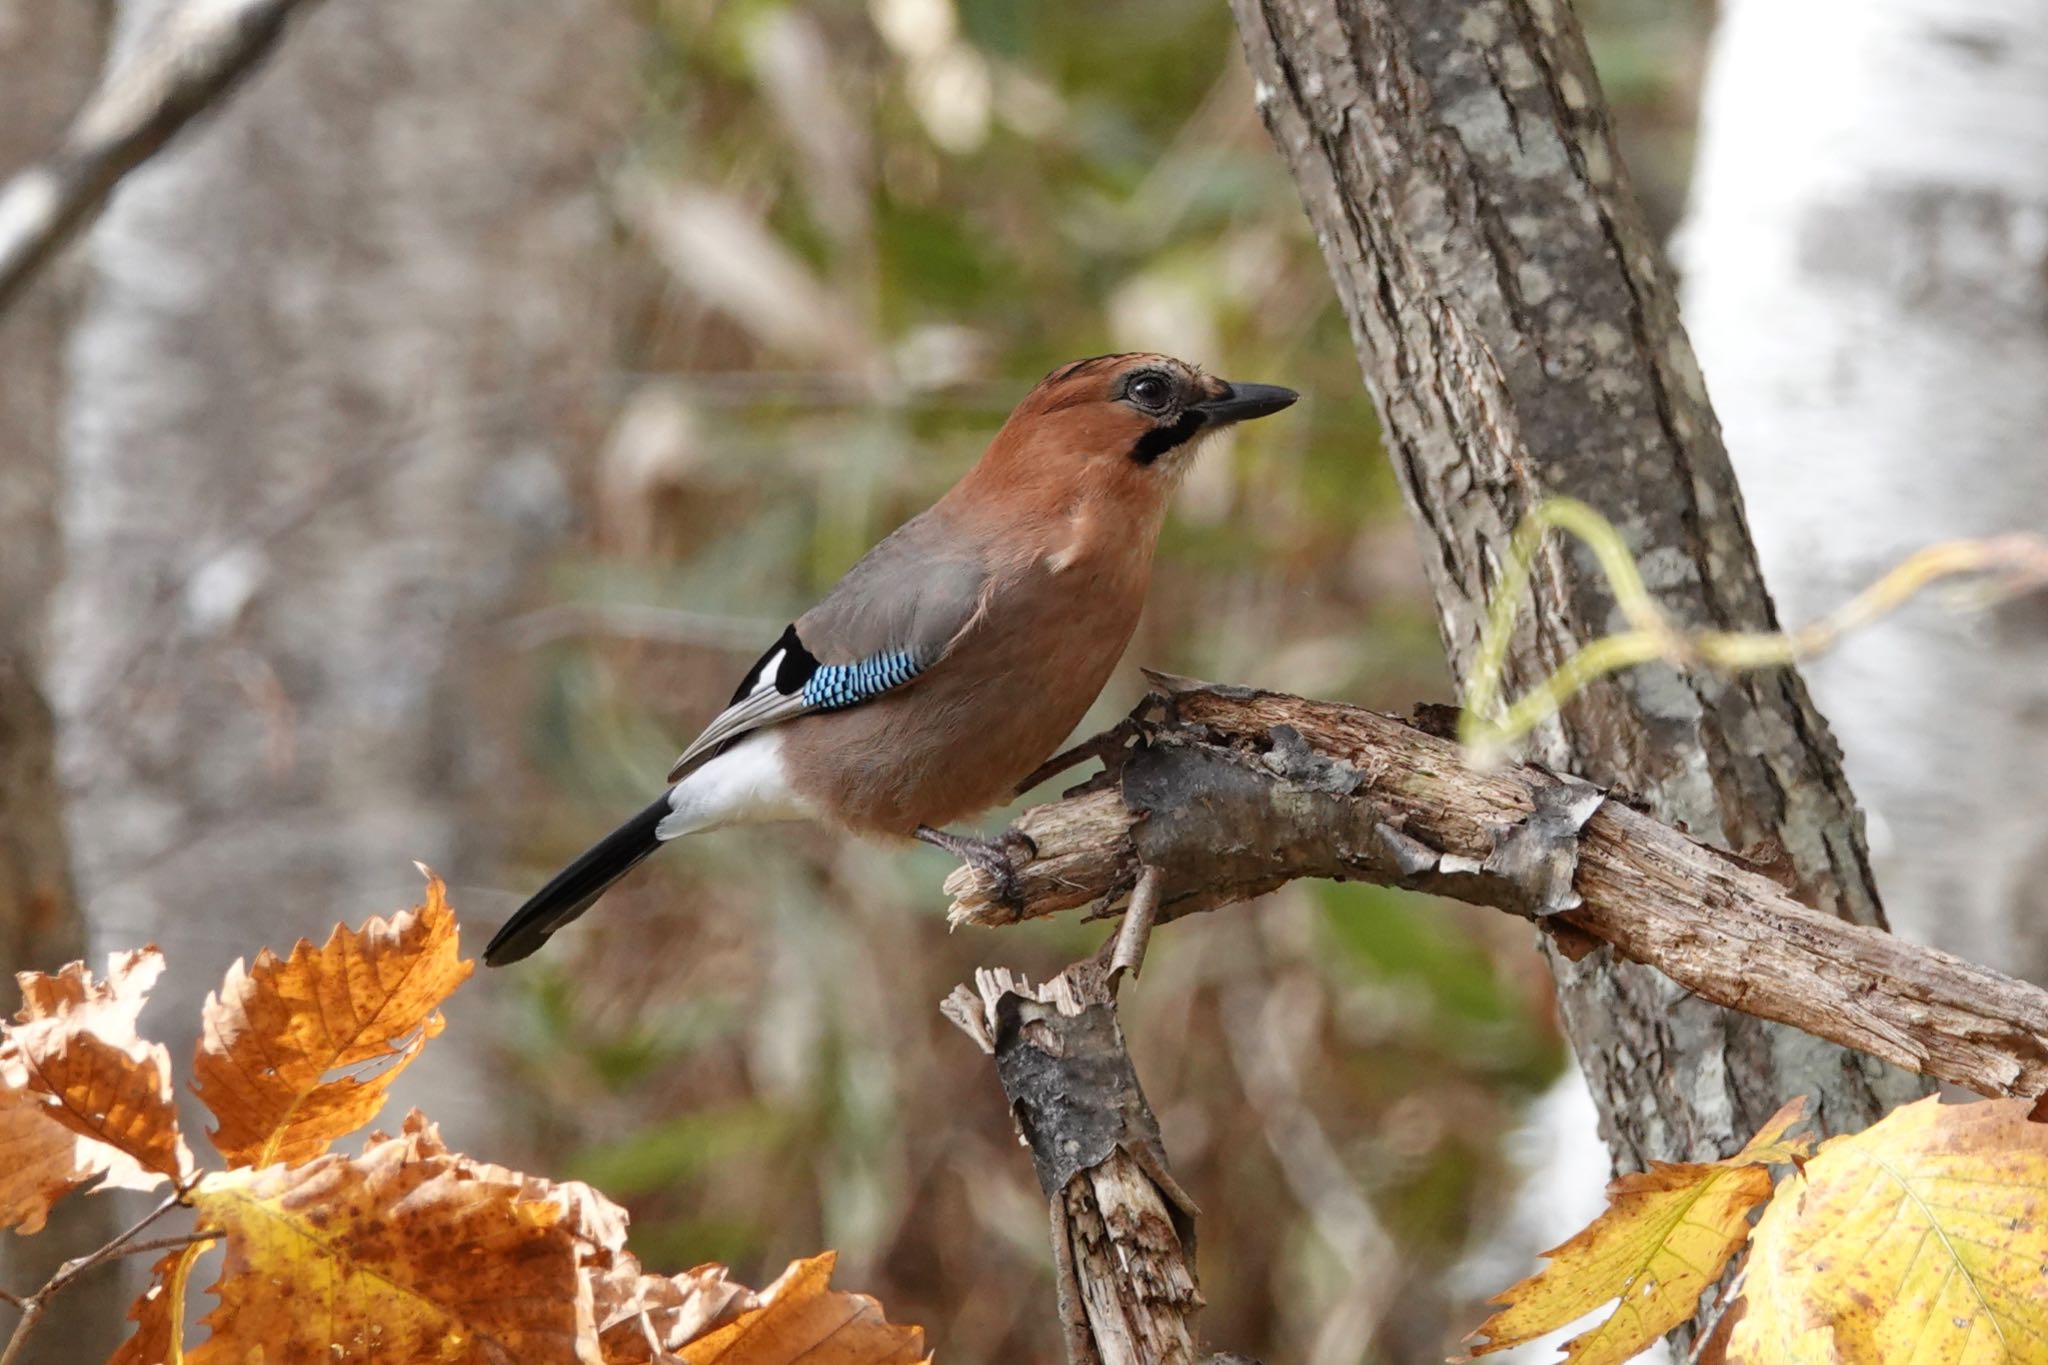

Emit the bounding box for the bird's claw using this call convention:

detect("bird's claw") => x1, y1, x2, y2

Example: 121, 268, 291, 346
919, 824, 1038, 910
961, 832, 1036, 909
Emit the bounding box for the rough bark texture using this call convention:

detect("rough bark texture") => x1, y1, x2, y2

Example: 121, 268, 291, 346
50, 0, 634, 1148
1682, 0, 2048, 984
1228, 0, 1928, 1205
0, 4, 126, 1357
945, 684, 2048, 1106
946, 964, 1212, 1365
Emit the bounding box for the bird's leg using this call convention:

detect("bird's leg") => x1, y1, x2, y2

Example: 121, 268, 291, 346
916, 825, 1038, 907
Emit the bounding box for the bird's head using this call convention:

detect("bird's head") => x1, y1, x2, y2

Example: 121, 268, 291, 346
968, 353, 1298, 518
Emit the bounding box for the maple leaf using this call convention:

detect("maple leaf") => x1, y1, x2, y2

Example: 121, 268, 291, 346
185, 1118, 599, 1364
676, 1253, 928, 1365
191, 871, 474, 1167
0, 947, 192, 1207
1465, 1097, 1810, 1365
1726, 1095, 2048, 1364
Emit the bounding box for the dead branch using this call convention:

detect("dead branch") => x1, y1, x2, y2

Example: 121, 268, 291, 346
0, 0, 322, 315
945, 959, 1261, 1365
945, 679, 2048, 1107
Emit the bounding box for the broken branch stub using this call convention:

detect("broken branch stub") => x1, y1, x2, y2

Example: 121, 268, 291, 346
944, 965, 1205, 1365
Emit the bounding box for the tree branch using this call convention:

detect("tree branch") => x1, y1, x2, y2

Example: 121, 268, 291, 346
944, 958, 1235, 1365
0, 0, 321, 315
945, 681, 2048, 1107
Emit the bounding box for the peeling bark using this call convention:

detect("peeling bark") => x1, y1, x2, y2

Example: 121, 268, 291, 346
946, 964, 1220, 1365
1226, 1, 1928, 1264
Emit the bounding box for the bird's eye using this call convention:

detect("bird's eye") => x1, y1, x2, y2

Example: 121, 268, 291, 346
1126, 373, 1173, 411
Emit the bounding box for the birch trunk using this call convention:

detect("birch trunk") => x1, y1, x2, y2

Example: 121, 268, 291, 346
1228, 6, 1928, 1344
1681, 0, 2048, 983
0, 6, 130, 1357
51, 0, 632, 1147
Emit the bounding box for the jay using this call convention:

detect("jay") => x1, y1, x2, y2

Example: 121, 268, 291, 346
484, 353, 1296, 965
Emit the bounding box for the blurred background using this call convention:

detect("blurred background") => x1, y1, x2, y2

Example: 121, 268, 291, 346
7, 1, 2046, 1362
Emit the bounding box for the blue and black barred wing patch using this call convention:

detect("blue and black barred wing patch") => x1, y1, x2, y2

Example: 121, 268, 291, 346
801, 650, 923, 710
666, 625, 930, 781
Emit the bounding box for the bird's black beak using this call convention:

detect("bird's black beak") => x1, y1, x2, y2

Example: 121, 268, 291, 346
1191, 380, 1299, 426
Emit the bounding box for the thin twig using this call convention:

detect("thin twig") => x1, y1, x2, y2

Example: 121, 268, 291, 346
1460, 506, 2048, 759
0, 1193, 187, 1365
1015, 717, 1145, 797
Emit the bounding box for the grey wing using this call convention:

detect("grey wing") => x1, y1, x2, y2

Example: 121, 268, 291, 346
665, 509, 989, 781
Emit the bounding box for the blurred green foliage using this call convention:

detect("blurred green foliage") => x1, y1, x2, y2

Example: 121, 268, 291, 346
501, 2, 1707, 1360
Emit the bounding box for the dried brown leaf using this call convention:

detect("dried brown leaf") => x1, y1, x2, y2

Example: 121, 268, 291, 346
0, 1082, 97, 1233
677, 1253, 927, 1365
598, 1256, 760, 1363
192, 873, 473, 1168
187, 1119, 599, 1364
3, 947, 191, 1195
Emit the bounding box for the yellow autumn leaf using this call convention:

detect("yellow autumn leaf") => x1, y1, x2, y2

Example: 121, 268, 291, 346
1466, 1097, 1810, 1365
191, 872, 473, 1167
186, 1119, 599, 1364
678, 1253, 928, 1365
2, 947, 192, 1198
1727, 1096, 2048, 1365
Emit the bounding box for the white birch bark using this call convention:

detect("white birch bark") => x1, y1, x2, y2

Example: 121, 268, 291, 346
1477, 8, 2048, 1356
0, 8, 125, 1358
51, 0, 633, 1146
1680, 0, 2048, 980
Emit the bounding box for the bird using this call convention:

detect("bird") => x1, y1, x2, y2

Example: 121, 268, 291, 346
484, 353, 1297, 965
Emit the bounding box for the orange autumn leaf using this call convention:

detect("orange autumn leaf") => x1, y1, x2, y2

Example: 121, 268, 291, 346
1465, 1098, 1810, 1365
678, 1254, 927, 1365
106, 1248, 190, 1365
0, 1082, 99, 1233
186, 1117, 599, 1364
1726, 1096, 2048, 1365
2, 947, 192, 1198
191, 872, 473, 1167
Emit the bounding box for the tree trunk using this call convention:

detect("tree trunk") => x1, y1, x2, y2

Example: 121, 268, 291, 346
50, 0, 633, 1150
1681, 0, 2048, 984
1227, 3, 1929, 1343
0, 4, 127, 1357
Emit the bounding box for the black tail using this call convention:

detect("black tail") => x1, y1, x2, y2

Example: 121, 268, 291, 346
484, 797, 670, 966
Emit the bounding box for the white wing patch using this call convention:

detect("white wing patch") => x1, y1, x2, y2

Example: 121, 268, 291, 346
741, 649, 786, 698
660, 730, 814, 838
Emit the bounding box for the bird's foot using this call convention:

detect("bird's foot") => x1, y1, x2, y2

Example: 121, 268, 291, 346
917, 825, 1038, 908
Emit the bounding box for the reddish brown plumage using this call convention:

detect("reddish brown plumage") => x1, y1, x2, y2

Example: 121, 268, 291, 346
484, 354, 1294, 965
779, 353, 1235, 835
